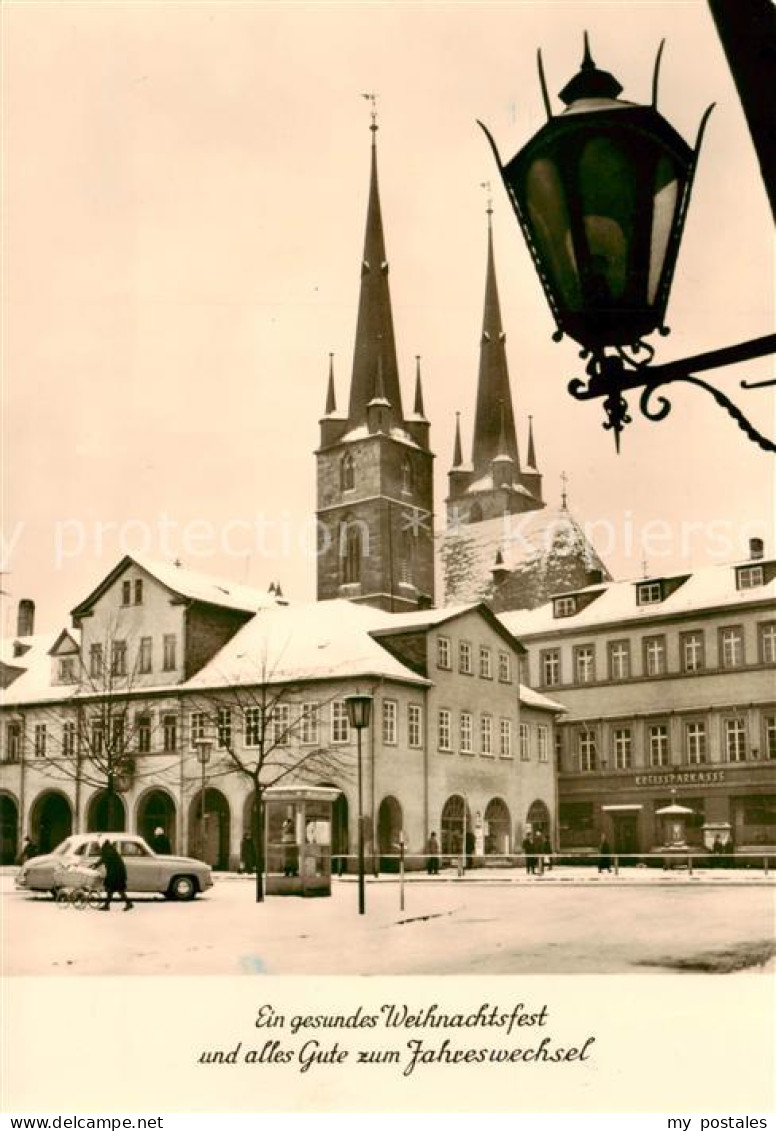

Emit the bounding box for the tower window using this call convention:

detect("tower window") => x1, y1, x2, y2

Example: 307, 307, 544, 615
401, 457, 413, 494
341, 523, 363, 585
399, 530, 415, 586
341, 453, 355, 492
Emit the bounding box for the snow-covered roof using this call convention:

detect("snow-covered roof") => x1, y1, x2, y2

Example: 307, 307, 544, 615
1, 631, 79, 705
338, 424, 422, 450
71, 554, 283, 618
367, 604, 479, 632
185, 599, 430, 691
441, 506, 610, 607
501, 559, 776, 638
518, 684, 566, 713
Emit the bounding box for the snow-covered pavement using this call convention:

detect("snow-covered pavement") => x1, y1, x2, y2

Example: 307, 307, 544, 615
3, 869, 774, 975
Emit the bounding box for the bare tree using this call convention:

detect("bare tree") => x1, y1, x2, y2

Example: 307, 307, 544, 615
188, 662, 355, 902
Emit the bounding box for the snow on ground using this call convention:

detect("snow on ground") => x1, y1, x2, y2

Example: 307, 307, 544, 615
3, 870, 775, 976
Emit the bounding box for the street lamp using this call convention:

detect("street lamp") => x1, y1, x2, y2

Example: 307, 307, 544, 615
479, 33, 776, 451
195, 739, 212, 862
345, 693, 373, 915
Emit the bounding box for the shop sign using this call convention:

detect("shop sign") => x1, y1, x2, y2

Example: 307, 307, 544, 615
634, 770, 725, 788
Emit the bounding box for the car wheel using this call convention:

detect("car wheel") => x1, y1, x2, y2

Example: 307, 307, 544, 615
168, 875, 198, 901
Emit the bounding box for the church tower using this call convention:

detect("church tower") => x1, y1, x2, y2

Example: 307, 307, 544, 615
445, 203, 544, 526
316, 113, 435, 611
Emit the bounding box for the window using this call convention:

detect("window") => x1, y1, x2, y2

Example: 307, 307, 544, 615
331, 701, 349, 744
574, 645, 595, 684
341, 453, 355, 492
459, 641, 473, 675
437, 636, 451, 670
724, 717, 747, 762
685, 721, 707, 765
4, 722, 21, 763
34, 724, 47, 759
541, 649, 561, 687
122, 580, 131, 605
537, 725, 549, 763
138, 637, 152, 675
498, 651, 512, 683
438, 708, 452, 752
408, 704, 422, 748
759, 622, 776, 664
644, 635, 667, 677
682, 631, 705, 673
58, 657, 76, 683
163, 635, 177, 672
578, 730, 597, 772
245, 707, 263, 748
272, 704, 291, 746
62, 721, 76, 757
765, 716, 776, 760
111, 640, 127, 677
136, 715, 151, 754
382, 700, 397, 745
217, 708, 232, 750
720, 626, 744, 668
190, 712, 208, 749
401, 457, 413, 494
554, 596, 577, 618
460, 711, 473, 754
480, 714, 493, 756
499, 718, 512, 758
398, 530, 415, 587
555, 730, 564, 770
342, 524, 362, 585
111, 717, 125, 751
300, 703, 320, 745
479, 646, 493, 679
91, 720, 105, 756
89, 644, 103, 679
613, 728, 632, 770
637, 581, 662, 605
649, 724, 670, 767
134, 578, 144, 604
737, 564, 764, 590
608, 641, 631, 681
519, 722, 530, 761
163, 714, 177, 752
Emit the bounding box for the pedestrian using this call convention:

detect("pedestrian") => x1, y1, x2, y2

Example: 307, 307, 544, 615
240, 832, 256, 873
95, 839, 133, 911
598, 835, 612, 874
522, 832, 535, 875
533, 829, 545, 876
18, 836, 38, 863
711, 834, 723, 869
542, 832, 553, 872
150, 826, 172, 854
465, 829, 475, 870
426, 832, 440, 876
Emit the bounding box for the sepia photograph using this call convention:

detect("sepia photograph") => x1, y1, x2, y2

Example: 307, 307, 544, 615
1, 0, 774, 1116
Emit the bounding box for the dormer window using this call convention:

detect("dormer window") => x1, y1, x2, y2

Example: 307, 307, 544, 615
637, 581, 663, 606
737, 564, 764, 590
58, 657, 76, 684
554, 595, 577, 618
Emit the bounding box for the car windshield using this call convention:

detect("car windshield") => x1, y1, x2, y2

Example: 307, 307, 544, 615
52, 838, 74, 856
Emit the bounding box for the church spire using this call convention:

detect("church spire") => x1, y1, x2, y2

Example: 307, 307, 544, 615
413, 356, 426, 417
347, 107, 403, 427
471, 205, 519, 475
452, 412, 463, 468
526, 414, 537, 469
325, 353, 337, 415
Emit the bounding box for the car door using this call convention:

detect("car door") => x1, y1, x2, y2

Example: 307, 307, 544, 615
116, 839, 162, 892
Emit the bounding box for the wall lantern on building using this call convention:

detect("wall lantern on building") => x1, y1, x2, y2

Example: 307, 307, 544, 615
345, 693, 373, 916
478, 33, 776, 452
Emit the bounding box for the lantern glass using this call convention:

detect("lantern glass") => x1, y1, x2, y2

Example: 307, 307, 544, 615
345, 694, 373, 731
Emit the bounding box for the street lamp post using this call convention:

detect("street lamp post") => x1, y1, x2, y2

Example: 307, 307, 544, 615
345, 693, 373, 916
479, 33, 776, 451
195, 740, 212, 863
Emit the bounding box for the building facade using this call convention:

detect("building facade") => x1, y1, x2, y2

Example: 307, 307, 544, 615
501, 542, 776, 856
0, 557, 559, 868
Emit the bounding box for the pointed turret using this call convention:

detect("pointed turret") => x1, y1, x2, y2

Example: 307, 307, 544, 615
471, 207, 520, 476
406, 355, 430, 448
520, 413, 544, 504
413, 356, 425, 418
347, 119, 403, 428
319, 353, 347, 447
526, 414, 537, 470
453, 412, 464, 468
325, 354, 337, 415
367, 353, 391, 433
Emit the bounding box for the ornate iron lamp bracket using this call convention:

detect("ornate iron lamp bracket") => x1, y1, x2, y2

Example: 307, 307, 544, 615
568, 334, 776, 452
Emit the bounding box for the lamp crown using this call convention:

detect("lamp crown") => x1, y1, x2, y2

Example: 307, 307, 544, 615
559, 32, 624, 105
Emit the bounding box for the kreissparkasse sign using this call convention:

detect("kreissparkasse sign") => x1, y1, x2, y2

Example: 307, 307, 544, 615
633, 770, 726, 788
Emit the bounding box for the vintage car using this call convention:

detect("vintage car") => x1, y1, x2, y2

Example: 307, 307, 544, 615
15, 832, 213, 901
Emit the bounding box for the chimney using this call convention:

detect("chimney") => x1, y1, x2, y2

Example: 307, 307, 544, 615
587, 568, 604, 586
749, 538, 764, 561
17, 599, 35, 638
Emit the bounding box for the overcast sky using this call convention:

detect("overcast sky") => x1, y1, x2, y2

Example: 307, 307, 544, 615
3, 0, 774, 634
